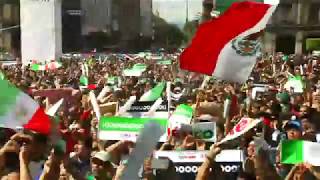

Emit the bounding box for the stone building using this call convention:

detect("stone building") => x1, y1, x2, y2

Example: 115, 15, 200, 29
264, 0, 320, 55
0, 0, 20, 55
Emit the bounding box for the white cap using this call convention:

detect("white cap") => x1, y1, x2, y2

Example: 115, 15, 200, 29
92, 151, 111, 162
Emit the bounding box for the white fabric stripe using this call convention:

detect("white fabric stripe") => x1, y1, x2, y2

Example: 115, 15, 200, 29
213, 5, 277, 83
154, 150, 244, 163
98, 130, 167, 142
0, 92, 39, 129
303, 141, 320, 166
139, 91, 152, 101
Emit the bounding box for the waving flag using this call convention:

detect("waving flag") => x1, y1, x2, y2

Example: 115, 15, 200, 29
79, 63, 96, 90
31, 64, 45, 71
80, 75, 89, 86
0, 71, 5, 80
281, 140, 320, 166
219, 117, 262, 144
169, 104, 193, 126
139, 82, 165, 102
31, 61, 62, 71
180, 1, 277, 83
0, 79, 51, 135
123, 63, 147, 77
284, 75, 304, 93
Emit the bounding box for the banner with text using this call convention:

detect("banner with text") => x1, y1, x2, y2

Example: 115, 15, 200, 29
98, 116, 168, 142
154, 150, 244, 179
125, 101, 169, 119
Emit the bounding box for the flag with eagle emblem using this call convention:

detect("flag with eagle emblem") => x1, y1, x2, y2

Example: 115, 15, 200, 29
180, 1, 278, 83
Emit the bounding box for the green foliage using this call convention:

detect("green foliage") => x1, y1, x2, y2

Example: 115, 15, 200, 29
306, 38, 320, 51
153, 15, 186, 48
183, 20, 198, 45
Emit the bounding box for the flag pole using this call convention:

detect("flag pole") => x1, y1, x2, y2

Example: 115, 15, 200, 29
166, 82, 171, 117
166, 81, 171, 140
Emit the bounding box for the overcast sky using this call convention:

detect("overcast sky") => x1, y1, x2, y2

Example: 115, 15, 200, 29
153, 0, 202, 28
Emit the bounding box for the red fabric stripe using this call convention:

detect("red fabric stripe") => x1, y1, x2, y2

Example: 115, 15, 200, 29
230, 95, 239, 119
180, 1, 271, 75
23, 107, 51, 135
88, 84, 97, 90
262, 117, 272, 128
80, 110, 91, 121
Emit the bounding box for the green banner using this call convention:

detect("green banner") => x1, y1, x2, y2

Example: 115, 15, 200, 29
133, 63, 147, 71
107, 76, 118, 85
157, 60, 172, 65
123, 63, 147, 77
98, 116, 168, 141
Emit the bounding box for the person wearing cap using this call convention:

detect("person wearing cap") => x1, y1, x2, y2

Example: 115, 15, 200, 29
87, 151, 115, 180
284, 120, 303, 140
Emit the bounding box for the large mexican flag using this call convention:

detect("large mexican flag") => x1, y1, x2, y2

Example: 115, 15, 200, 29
0, 79, 51, 134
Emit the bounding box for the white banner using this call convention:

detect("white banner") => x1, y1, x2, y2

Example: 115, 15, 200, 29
219, 117, 262, 144
154, 150, 244, 163
20, 0, 62, 65
179, 122, 217, 142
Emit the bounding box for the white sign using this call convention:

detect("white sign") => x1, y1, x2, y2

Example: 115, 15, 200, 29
154, 150, 244, 163
219, 118, 262, 144
180, 122, 217, 142
20, 0, 62, 65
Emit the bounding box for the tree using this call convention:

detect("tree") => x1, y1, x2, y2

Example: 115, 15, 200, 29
183, 20, 198, 45
153, 15, 186, 48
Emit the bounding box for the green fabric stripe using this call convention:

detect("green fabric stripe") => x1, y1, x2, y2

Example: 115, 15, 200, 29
142, 82, 165, 101
157, 60, 172, 65
107, 77, 118, 85
80, 75, 89, 86
0, 79, 20, 116
173, 104, 193, 118
0, 71, 5, 80
281, 140, 304, 164
31, 64, 41, 71
133, 63, 147, 70
216, 0, 264, 13
99, 116, 167, 132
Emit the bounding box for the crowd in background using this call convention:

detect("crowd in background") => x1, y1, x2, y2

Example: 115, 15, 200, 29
1, 51, 320, 180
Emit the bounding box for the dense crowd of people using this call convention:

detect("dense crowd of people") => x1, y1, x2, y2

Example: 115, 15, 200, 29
1, 52, 320, 180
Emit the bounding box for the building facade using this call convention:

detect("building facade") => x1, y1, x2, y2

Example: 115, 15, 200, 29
81, 0, 112, 35
264, 0, 320, 55
0, 0, 20, 55
62, 0, 82, 52
0, 0, 153, 53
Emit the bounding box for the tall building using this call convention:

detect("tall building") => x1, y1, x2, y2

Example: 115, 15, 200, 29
62, 0, 82, 52
81, 0, 112, 35
80, 0, 153, 50
140, 0, 153, 37
264, 0, 320, 55
112, 0, 141, 50
0, 0, 20, 55
1, 0, 154, 54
